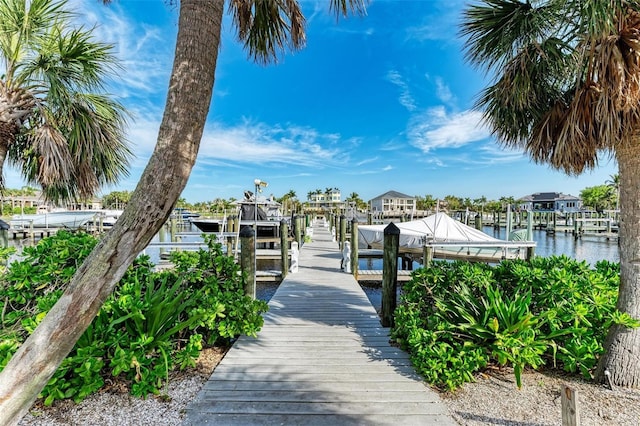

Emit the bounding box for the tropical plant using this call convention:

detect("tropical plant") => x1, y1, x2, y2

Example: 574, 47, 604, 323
461, 0, 640, 387
393, 257, 637, 391
605, 173, 620, 210
0, 0, 131, 202
101, 190, 132, 209
0, 232, 267, 404
0, 1, 368, 423
580, 185, 615, 212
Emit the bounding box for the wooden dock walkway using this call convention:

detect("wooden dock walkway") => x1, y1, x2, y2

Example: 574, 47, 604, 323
184, 221, 456, 425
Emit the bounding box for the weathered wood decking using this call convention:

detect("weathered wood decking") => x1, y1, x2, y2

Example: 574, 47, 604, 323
184, 221, 457, 425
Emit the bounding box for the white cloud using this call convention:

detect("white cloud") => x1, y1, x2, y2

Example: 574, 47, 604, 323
385, 70, 417, 111
408, 107, 491, 152
197, 121, 348, 168
404, 1, 465, 43
75, 1, 174, 99
434, 77, 455, 105
356, 157, 379, 166
382, 165, 393, 171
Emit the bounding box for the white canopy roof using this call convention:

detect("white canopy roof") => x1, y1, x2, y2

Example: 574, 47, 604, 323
358, 212, 504, 249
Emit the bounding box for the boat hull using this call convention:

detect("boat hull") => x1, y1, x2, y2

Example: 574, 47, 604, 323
11, 211, 98, 229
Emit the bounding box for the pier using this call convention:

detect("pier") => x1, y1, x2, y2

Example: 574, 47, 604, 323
184, 221, 455, 425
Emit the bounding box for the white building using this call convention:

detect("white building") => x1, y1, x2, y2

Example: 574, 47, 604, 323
308, 189, 342, 208
369, 190, 415, 213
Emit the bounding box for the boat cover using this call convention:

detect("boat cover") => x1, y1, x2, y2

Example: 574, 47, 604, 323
358, 212, 504, 249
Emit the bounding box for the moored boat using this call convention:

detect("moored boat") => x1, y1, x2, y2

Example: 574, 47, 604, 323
10, 210, 100, 229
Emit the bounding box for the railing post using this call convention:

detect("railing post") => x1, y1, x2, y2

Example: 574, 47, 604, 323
351, 218, 359, 280
339, 215, 346, 251
280, 219, 289, 280
239, 226, 256, 299
382, 223, 400, 328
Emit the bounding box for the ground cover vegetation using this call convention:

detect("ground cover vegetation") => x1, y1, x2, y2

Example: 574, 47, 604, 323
392, 257, 640, 391
0, 231, 267, 405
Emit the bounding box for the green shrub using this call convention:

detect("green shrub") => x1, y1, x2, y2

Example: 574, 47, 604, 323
392, 256, 638, 391
0, 232, 268, 404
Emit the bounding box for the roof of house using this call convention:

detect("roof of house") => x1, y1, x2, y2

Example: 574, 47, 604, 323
370, 190, 415, 201
519, 192, 580, 202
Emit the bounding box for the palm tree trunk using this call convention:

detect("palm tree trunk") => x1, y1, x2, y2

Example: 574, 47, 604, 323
595, 139, 640, 387
0, 1, 224, 424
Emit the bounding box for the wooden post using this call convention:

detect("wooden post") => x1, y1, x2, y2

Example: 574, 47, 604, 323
506, 205, 512, 237
368, 211, 373, 225
239, 226, 256, 299
298, 215, 305, 245
423, 245, 433, 267
159, 224, 166, 257
474, 214, 482, 231
351, 218, 359, 280
561, 385, 580, 426
382, 223, 400, 328
226, 236, 233, 258
294, 215, 302, 247
280, 219, 289, 280
553, 211, 557, 233
339, 215, 346, 251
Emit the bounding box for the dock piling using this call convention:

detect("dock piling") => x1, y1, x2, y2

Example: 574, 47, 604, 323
382, 223, 400, 328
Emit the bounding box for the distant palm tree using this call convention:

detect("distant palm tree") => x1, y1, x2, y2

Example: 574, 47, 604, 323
0, 0, 131, 203
606, 173, 620, 210
461, 0, 640, 386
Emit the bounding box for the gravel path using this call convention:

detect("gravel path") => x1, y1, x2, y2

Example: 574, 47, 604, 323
18, 348, 640, 426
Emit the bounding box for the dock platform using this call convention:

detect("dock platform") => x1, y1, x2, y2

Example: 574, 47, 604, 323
184, 221, 455, 425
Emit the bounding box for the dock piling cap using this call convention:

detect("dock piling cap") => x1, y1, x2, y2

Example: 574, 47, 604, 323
239, 226, 255, 237
384, 222, 400, 235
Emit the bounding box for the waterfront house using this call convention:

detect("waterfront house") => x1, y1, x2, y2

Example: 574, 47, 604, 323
369, 190, 416, 214
308, 189, 343, 209
517, 192, 582, 213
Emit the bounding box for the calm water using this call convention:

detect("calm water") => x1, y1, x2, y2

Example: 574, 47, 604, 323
6, 222, 620, 306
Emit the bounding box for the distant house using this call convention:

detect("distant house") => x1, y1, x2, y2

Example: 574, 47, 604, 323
308, 189, 342, 209
518, 192, 582, 213
369, 190, 415, 213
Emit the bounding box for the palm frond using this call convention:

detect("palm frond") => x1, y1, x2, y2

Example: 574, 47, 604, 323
0, 0, 72, 83
30, 123, 73, 186
228, 0, 306, 64
329, 0, 368, 19
461, 0, 563, 73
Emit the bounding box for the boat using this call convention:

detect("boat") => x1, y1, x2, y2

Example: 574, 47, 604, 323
171, 207, 200, 221
357, 212, 536, 262
190, 218, 224, 233
10, 210, 100, 229
191, 192, 284, 238
85, 209, 124, 230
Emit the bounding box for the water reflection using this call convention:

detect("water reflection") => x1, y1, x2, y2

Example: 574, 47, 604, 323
483, 226, 619, 265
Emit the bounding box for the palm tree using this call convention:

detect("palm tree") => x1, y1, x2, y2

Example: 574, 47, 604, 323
0, 1, 368, 422
0, 0, 131, 203
606, 173, 621, 211
461, 0, 640, 387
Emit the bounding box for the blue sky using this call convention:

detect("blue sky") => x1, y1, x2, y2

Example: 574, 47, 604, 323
7, 0, 617, 203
